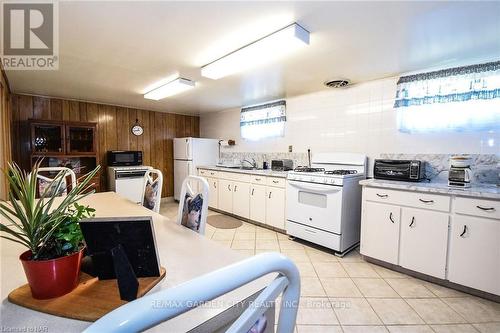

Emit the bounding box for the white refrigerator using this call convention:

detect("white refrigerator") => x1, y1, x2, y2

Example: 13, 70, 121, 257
173, 137, 219, 200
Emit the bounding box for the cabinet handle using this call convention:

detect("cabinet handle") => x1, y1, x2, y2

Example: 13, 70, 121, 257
251, 188, 254, 196
409, 216, 415, 227
234, 185, 237, 192
273, 180, 279, 184
268, 192, 272, 199
376, 193, 388, 198
228, 185, 231, 192
255, 178, 261, 181
476, 205, 495, 211
389, 212, 395, 223
419, 198, 434, 204
304, 228, 317, 234
460, 225, 467, 237
213, 182, 216, 189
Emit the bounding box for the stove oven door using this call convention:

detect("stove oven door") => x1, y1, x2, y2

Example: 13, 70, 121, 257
286, 180, 343, 234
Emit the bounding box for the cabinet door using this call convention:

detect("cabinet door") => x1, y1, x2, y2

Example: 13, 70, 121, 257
360, 201, 401, 264
448, 215, 500, 295
66, 125, 97, 155
207, 177, 218, 209
31, 122, 65, 154
218, 179, 233, 213
233, 181, 250, 218
400, 208, 449, 278
266, 187, 285, 229
250, 184, 266, 224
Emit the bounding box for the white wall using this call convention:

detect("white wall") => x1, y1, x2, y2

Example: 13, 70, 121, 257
200, 77, 499, 158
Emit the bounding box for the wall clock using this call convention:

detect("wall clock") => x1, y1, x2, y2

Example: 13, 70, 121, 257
131, 119, 144, 136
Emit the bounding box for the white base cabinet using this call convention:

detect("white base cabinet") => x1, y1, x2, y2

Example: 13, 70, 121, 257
361, 185, 500, 296
448, 215, 500, 295
218, 179, 233, 213
361, 201, 401, 265
207, 177, 218, 209
266, 187, 285, 229
400, 208, 449, 279
233, 181, 250, 219
250, 184, 266, 224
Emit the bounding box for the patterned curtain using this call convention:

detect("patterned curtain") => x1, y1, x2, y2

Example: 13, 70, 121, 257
240, 100, 286, 140
395, 61, 500, 132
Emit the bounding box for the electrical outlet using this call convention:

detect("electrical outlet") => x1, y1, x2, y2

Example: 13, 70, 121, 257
288, 145, 293, 152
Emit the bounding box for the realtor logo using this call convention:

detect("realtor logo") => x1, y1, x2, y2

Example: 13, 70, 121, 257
1, 1, 59, 70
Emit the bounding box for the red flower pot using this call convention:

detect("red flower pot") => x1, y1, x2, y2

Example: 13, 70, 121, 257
19, 248, 84, 299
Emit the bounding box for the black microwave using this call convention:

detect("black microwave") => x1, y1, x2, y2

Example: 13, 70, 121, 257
374, 159, 425, 182
107, 151, 143, 166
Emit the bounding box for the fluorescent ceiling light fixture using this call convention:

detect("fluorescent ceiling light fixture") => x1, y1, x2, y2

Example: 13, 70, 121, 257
144, 78, 195, 100
201, 23, 309, 80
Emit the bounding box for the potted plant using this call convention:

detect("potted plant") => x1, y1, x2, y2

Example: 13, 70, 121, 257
0, 161, 100, 299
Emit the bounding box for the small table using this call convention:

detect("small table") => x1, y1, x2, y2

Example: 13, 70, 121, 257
0, 192, 274, 332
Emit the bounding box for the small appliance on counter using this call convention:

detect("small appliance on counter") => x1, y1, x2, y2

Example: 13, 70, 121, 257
374, 159, 425, 181
107, 150, 143, 166
271, 159, 293, 171
448, 155, 472, 188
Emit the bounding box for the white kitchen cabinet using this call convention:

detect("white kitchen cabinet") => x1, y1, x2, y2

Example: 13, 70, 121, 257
218, 179, 233, 213
448, 214, 500, 295
233, 181, 250, 219
250, 184, 266, 224
266, 187, 285, 229
207, 177, 218, 209
400, 208, 449, 278
360, 201, 401, 265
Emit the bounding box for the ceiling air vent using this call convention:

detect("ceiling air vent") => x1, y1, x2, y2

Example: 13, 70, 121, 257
324, 79, 350, 88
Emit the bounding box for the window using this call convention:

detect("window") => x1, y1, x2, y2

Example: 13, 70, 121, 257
394, 61, 500, 132
240, 100, 286, 140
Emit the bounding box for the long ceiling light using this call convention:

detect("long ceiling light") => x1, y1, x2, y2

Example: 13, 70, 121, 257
144, 78, 195, 100
201, 23, 310, 80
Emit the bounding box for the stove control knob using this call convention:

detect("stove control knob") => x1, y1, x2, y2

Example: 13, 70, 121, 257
324, 178, 329, 183
330, 179, 336, 184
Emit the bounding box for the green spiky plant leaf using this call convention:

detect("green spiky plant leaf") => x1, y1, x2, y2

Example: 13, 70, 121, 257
0, 161, 100, 260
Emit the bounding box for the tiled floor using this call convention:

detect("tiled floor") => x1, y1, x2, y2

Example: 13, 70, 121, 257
160, 202, 500, 333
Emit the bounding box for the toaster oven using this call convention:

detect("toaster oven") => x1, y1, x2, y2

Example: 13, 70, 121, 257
374, 159, 425, 182
271, 159, 293, 171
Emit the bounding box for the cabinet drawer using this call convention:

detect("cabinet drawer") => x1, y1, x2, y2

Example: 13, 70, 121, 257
286, 221, 341, 250
198, 169, 210, 176
251, 175, 266, 184
363, 187, 450, 212
219, 171, 251, 182
454, 197, 500, 219
266, 177, 286, 188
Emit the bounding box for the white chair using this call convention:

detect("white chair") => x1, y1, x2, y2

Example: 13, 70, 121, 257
83, 252, 300, 333
35, 167, 77, 198
142, 169, 163, 213
176, 175, 209, 235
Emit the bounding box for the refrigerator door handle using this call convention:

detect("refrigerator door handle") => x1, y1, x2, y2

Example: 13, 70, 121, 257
186, 139, 190, 159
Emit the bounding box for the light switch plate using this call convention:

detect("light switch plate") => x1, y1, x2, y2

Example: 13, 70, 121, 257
288, 145, 293, 152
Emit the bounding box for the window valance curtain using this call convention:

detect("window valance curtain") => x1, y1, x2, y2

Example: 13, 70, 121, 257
240, 100, 286, 140
394, 61, 500, 108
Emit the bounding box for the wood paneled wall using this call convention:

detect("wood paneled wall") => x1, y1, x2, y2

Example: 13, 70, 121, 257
0, 70, 12, 200
10, 94, 200, 197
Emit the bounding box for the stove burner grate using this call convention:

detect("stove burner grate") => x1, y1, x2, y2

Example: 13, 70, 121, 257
325, 170, 358, 175
293, 167, 326, 173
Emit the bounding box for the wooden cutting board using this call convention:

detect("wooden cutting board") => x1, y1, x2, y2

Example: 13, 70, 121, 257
8, 267, 166, 322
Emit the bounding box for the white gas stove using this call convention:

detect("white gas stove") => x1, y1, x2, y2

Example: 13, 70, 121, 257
286, 153, 367, 256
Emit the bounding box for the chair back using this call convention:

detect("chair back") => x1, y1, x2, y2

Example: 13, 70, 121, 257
142, 169, 163, 213
176, 175, 209, 235
35, 167, 77, 198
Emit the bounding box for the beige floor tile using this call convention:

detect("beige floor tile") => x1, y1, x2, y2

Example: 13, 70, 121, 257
281, 249, 312, 263
231, 240, 255, 250
406, 298, 466, 324
255, 249, 277, 255
256, 227, 276, 234
386, 325, 433, 333
301, 277, 327, 297
212, 239, 232, 247
313, 262, 348, 278
473, 323, 500, 333
277, 232, 290, 240
279, 239, 305, 250
237, 222, 256, 232
385, 278, 435, 298
442, 297, 500, 323
342, 326, 389, 333
233, 232, 256, 240
369, 264, 408, 279
421, 281, 468, 298
306, 248, 338, 263
296, 325, 343, 333
342, 262, 380, 278
368, 298, 424, 325
295, 262, 318, 277
330, 297, 382, 325
296, 298, 339, 325
256, 239, 280, 250
320, 277, 363, 297
212, 230, 236, 240
353, 278, 399, 298
430, 324, 479, 333
232, 249, 255, 256
256, 231, 278, 240
337, 250, 365, 263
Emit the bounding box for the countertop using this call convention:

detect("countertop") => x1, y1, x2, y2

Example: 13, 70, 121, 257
0, 192, 274, 332
198, 165, 289, 178
359, 178, 500, 200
